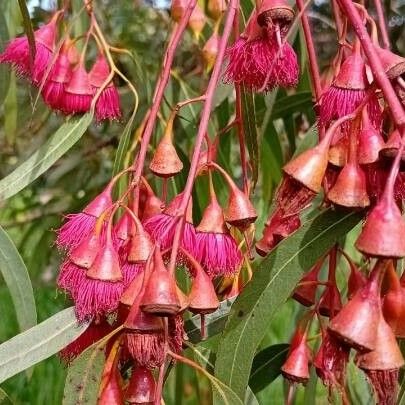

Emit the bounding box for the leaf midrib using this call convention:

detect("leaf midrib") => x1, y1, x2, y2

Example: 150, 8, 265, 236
224, 210, 354, 388
0, 115, 91, 196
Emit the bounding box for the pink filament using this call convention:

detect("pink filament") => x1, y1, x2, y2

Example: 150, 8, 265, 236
364, 369, 399, 405
42, 80, 68, 111
168, 314, 185, 354
0, 37, 53, 83
73, 277, 124, 322
195, 231, 242, 277
57, 260, 86, 296
94, 86, 121, 122
62, 92, 92, 115
59, 319, 113, 364
124, 332, 165, 369
56, 212, 97, 251
224, 34, 298, 92
315, 333, 349, 391
121, 261, 144, 287
143, 213, 196, 254
319, 87, 382, 129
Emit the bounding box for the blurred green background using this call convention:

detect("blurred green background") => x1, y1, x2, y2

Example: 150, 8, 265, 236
0, 0, 404, 403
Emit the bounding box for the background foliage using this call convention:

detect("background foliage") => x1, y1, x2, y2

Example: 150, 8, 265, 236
0, 0, 404, 404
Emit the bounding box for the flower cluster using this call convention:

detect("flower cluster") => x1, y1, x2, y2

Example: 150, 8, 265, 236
0, 10, 121, 122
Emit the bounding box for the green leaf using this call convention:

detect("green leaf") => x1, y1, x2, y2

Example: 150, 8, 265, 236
0, 225, 36, 332
17, 0, 35, 65
214, 209, 362, 401
62, 344, 105, 405
248, 344, 289, 394
271, 92, 313, 120
112, 112, 136, 177
3, 73, 17, 144
0, 113, 93, 201
0, 307, 89, 383
0, 388, 13, 405
240, 87, 259, 189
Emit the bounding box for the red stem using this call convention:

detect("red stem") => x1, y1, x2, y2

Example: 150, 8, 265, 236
372, 0, 390, 49
167, 0, 239, 274
295, 0, 322, 102
133, 0, 197, 182
337, 0, 405, 127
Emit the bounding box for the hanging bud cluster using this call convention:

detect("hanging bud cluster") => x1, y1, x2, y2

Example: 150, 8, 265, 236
0, 8, 121, 122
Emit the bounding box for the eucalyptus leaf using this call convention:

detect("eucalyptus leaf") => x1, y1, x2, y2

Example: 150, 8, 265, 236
62, 344, 105, 405
240, 86, 259, 189
0, 388, 13, 405
0, 225, 36, 332
0, 113, 93, 201
214, 209, 362, 401
249, 343, 289, 394
0, 307, 89, 383
271, 92, 313, 119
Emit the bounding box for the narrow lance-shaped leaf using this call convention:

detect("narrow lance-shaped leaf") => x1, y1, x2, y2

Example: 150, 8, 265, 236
0, 225, 36, 332
249, 343, 289, 394
214, 209, 362, 401
0, 307, 89, 383
0, 113, 93, 201
240, 86, 259, 189
63, 344, 106, 405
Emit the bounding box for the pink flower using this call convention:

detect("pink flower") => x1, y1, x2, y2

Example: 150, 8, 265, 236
224, 10, 298, 92
0, 13, 59, 84
59, 318, 113, 363
62, 63, 93, 115
89, 55, 121, 122
143, 192, 196, 254
195, 195, 242, 277
42, 41, 75, 111
319, 51, 382, 128
56, 186, 113, 251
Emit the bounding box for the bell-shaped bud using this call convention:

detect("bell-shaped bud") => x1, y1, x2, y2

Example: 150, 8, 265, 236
149, 114, 183, 177
171, 0, 188, 22
358, 111, 385, 164
318, 284, 342, 318
374, 45, 405, 80
379, 129, 404, 160
140, 249, 181, 316
202, 33, 220, 72
292, 260, 322, 307
283, 123, 336, 193
211, 163, 257, 229
327, 162, 370, 208
83, 185, 113, 217
69, 230, 101, 269
281, 324, 311, 384
346, 259, 366, 300
356, 145, 405, 258
382, 262, 405, 337
87, 237, 122, 282
207, 0, 226, 20
139, 179, 164, 221
188, 266, 220, 315
125, 297, 164, 333
125, 366, 156, 404
128, 218, 153, 263
188, 4, 206, 39
355, 194, 405, 258
257, 0, 295, 30
328, 134, 348, 167
355, 315, 404, 405
328, 260, 388, 351
98, 364, 124, 405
